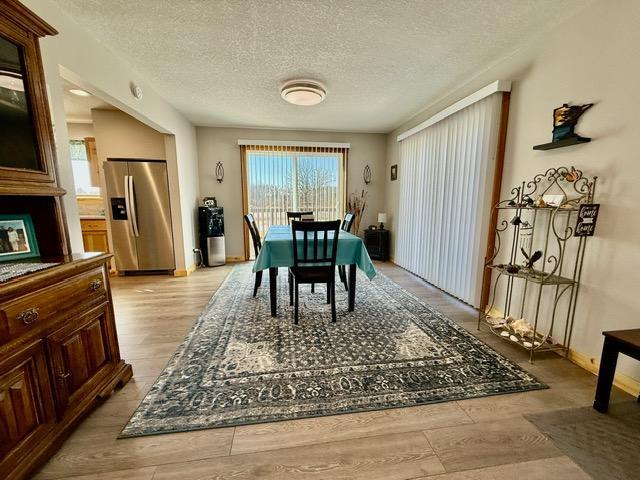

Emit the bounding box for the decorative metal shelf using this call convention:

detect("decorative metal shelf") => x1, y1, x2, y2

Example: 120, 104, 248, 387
478, 166, 598, 362
496, 205, 580, 212
488, 265, 576, 286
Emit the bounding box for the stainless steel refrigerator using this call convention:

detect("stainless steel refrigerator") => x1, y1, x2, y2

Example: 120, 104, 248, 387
104, 159, 175, 273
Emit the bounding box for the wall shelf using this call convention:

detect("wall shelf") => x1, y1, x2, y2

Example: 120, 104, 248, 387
533, 136, 591, 150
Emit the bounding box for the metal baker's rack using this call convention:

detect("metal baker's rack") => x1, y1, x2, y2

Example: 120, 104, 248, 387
478, 167, 598, 362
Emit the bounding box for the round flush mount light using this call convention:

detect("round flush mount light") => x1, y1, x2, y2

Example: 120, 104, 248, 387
280, 79, 326, 106
69, 88, 91, 97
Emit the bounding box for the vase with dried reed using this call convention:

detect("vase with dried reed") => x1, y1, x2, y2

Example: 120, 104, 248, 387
347, 189, 367, 235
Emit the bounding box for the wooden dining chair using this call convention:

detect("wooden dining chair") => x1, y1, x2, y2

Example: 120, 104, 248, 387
287, 211, 314, 223
287, 211, 315, 290
288, 220, 341, 324
338, 212, 355, 291
244, 213, 263, 297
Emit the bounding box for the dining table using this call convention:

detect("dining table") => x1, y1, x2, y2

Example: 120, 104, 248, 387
253, 225, 377, 317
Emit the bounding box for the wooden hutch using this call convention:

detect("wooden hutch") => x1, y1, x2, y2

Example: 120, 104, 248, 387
0, 2, 132, 478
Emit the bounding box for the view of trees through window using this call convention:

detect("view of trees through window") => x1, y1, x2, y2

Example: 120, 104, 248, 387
247, 151, 344, 238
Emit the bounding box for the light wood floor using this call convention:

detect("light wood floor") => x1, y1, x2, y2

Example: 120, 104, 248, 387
33, 261, 632, 479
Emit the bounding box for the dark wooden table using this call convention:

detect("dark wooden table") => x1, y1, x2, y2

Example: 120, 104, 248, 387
593, 328, 640, 413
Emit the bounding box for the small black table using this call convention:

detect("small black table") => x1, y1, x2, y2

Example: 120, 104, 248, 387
593, 328, 640, 413
364, 228, 389, 261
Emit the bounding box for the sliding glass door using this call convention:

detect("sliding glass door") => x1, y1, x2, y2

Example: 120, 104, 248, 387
246, 150, 345, 238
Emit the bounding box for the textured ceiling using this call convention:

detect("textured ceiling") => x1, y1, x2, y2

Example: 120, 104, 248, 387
54, 0, 589, 132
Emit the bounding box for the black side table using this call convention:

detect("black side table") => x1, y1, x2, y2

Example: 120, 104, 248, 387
593, 328, 640, 413
364, 228, 389, 261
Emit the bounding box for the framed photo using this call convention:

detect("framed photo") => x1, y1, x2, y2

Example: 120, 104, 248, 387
0, 214, 40, 262
390, 164, 398, 181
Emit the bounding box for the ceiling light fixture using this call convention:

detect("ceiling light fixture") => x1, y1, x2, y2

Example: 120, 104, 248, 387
69, 88, 91, 97
280, 79, 326, 106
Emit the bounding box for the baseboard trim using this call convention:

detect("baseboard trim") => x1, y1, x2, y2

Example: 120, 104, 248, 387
567, 348, 640, 397
226, 256, 245, 263
173, 264, 197, 277
481, 307, 640, 397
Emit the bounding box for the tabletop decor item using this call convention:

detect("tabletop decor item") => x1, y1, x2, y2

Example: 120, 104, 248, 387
347, 189, 367, 234
0, 213, 40, 262
377, 212, 387, 230
534, 103, 594, 150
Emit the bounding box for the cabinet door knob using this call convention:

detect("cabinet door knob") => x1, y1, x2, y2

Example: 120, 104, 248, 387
57, 370, 71, 381
89, 279, 103, 291
17, 308, 39, 325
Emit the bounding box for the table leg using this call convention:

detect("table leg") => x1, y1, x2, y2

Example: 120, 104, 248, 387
269, 267, 278, 317
593, 337, 619, 413
348, 264, 356, 312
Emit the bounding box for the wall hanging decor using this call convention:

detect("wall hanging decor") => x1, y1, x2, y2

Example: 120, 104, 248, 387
215, 161, 224, 183
533, 103, 594, 151
363, 164, 372, 185
390, 164, 398, 181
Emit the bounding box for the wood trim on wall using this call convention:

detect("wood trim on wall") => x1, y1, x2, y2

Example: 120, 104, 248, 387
480, 92, 511, 310
240, 145, 250, 260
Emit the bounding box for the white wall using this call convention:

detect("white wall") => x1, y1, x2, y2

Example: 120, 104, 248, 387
66, 122, 94, 140
386, 0, 640, 383
23, 0, 199, 271
197, 127, 387, 259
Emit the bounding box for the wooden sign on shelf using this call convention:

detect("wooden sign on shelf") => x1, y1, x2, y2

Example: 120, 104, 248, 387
574, 203, 600, 237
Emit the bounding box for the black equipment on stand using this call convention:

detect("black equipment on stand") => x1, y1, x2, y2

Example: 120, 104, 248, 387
198, 206, 225, 266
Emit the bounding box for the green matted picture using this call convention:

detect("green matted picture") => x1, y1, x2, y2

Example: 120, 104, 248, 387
0, 214, 40, 262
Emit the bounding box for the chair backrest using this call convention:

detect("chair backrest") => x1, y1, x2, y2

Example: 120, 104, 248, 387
291, 220, 340, 269
243, 213, 261, 257
341, 212, 355, 233
287, 211, 314, 223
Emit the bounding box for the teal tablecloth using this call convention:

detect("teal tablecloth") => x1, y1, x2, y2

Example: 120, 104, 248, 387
253, 225, 376, 280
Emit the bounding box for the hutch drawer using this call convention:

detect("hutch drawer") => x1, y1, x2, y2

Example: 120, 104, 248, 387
0, 267, 106, 344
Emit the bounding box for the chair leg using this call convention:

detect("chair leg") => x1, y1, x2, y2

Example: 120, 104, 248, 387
253, 271, 262, 297
289, 271, 293, 306
339, 266, 348, 291
311, 283, 315, 293
330, 281, 337, 323
294, 280, 299, 325
326, 282, 331, 304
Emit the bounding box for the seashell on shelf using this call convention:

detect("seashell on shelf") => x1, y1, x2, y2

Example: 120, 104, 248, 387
523, 341, 533, 348
508, 318, 535, 338
486, 316, 508, 327
509, 335, 519, 342
500, 330, 510, 337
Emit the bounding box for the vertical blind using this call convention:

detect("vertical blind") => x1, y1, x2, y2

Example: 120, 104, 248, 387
240, 145, 348, 256
395, 93, 503, 306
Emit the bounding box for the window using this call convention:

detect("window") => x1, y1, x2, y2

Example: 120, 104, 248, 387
245, 148, 346, 237
70, 139, 100, 196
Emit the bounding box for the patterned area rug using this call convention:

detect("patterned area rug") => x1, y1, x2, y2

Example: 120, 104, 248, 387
120, 264, 546, 438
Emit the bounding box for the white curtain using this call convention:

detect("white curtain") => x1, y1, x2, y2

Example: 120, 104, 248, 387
396, 93, 503, 306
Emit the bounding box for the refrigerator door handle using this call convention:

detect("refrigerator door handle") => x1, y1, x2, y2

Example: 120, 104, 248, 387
128, 175, 140, 237
123, 175, 134, 237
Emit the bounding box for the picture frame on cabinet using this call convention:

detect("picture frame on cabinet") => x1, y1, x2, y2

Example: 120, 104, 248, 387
0, 213, 40, 261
